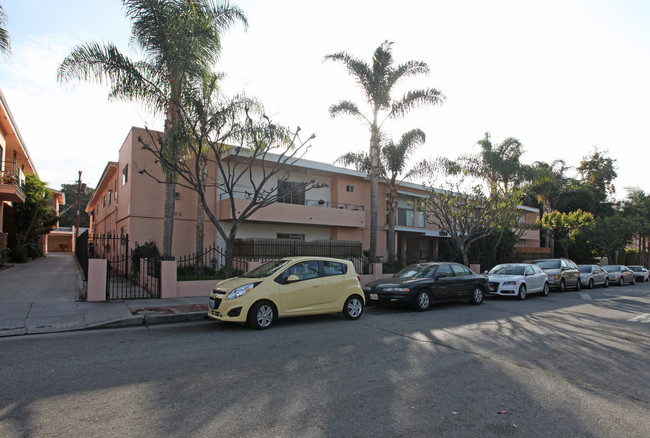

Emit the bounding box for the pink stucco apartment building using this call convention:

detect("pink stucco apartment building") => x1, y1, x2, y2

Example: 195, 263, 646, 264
87, 126, 543, 264
0, 89, 68, 254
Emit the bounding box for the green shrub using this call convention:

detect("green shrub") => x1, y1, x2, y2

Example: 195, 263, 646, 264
9, 245, 29, 263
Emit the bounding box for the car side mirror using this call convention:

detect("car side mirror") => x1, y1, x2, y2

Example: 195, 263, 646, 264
286, 274, 300, 283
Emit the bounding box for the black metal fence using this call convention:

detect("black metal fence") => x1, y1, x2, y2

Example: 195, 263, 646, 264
176, 244, 248, 281
176, 239, 367, 279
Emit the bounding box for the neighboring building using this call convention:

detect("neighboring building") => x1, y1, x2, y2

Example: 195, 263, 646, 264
0, 89, 69, 255
0, 89, 36, 251
87, 127, 542, 264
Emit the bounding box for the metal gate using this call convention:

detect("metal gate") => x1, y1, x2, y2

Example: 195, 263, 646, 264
89, 233, 160, 300
106, 252, 160, 300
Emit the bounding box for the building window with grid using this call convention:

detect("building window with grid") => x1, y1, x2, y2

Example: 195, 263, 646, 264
277, 181, 306, 205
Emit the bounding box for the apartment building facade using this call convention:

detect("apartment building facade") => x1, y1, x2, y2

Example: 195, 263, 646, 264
87, 127, 541, 264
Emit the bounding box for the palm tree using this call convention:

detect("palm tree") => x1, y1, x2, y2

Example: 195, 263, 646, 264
325, 41, 444, 263
0, 5, 11, 57
337, 129, 427, 264
57, 0, 247, 257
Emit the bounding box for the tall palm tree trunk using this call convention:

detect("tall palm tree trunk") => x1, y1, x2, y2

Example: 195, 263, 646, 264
368, 123, 381, 264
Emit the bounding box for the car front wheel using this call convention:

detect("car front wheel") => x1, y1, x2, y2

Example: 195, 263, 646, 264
603, 278, 609, 287
343, 295, 364, 320
517, 284, 527, 300
588, 279, 594, 289
414, 290, 431, 311
631, 276, 636, 285
469, 286, 484, 305
247, 301, 276, 330
558, 279, 566, 292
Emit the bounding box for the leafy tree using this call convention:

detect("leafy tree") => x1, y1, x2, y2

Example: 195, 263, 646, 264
12, 174, 59, 261
58, 183, 94, 228
421, 182, 523, 267
622, 187, 650, 265
57, 0, 247, 257
325, 41, 445, 262
0, 5, 10, 57
585, 214, 636, 264
336, 128, 428, 264
537, 209, 595, 257
578, 147, 617, 204
138, 85, 320, 277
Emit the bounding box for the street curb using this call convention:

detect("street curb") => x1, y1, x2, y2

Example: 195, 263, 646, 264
142, 312, 208, 325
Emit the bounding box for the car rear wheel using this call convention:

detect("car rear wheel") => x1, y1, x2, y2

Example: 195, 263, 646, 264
575, 279, 581, 291
603, 278, 609, 287
247, 301, 275, 330
631, 276, 636, 285
414, 290, 431, 311
517, 284, 527, 300
588, 279, 594, 289
343, 295, 364, 320
541, 282, 550, 296
469, 286, 484, 305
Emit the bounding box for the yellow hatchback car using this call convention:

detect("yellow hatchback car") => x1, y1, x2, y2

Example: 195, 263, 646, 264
207, 257, 365, 329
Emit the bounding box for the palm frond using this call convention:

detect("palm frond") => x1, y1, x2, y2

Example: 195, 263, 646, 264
390, 88, 445, 119
0, 5, 10, 57
335, 151, 371, 173
328, 101, 368, 124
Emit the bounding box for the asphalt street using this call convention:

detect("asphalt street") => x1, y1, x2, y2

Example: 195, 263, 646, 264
1, 281, 648, 437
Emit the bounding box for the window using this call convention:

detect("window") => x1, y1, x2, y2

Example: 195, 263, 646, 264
278, 181, 306, 205
277, 233, 305, 241
323, 261, 347, 276
437, 264, 453, 278
451, 264, 471, 277
175, 192, 181, 200
346, 185, 354, 193
108, 190, 112, 206
281, 261, 320, 282
525, 265, 535, 276
122, 164, 128, 185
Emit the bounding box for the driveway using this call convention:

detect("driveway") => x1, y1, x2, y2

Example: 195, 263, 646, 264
0, 253, 82, 303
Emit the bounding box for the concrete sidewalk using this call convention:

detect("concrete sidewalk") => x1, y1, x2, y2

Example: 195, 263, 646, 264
0, 253, 209, 337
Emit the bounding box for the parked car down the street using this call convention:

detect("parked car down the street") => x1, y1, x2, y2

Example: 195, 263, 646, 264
486, 263, 549, 300
578, 264, 610, 289
531, 258, 581, 291
626, 265, 649, 282
207, 257, 365, 329
363, 262, 488, 310
603, 265, 636, 286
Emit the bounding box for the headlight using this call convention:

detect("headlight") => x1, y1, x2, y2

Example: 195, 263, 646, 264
226, 283, 255, 300
503, 281, 517, 286
384, 287, 410, 292
553, 274, 560, 280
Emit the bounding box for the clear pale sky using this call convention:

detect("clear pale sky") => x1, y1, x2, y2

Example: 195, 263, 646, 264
2, 0, 649, 200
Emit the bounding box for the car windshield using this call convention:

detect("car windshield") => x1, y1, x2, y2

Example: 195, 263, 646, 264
629, 266, 642, 272
533, 260, 560, 269
241, 259, 292, 278
394, 264, 438, 279
603, 266, 620, 273
579, 266, 592, 273
489, 265, 525, 276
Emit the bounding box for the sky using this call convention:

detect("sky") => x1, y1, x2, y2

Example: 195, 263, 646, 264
1, 0, 650, 200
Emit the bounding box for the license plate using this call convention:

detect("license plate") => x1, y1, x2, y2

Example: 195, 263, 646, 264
209, 298, 216, 309
370, 293, 378, 300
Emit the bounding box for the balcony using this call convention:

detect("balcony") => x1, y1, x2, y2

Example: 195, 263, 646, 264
218, 191, 365, 228
0, 164, 26, 203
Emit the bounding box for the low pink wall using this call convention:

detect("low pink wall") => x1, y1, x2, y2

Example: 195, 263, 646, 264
87, 259, 107, 301
177, 279, 219, 298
